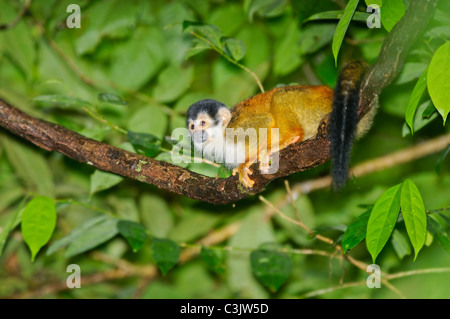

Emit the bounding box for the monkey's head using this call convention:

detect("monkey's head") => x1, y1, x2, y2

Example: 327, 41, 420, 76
186, 99, 232, 153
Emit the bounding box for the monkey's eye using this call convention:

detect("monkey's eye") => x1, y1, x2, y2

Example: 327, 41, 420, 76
190, 124, 194, 130
200, 121, 206, 126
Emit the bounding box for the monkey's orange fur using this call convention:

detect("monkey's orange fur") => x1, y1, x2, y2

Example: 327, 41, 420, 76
226, 85, 334, 187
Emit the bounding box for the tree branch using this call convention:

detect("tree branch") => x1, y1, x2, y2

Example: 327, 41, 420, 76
0, 0, 438, 204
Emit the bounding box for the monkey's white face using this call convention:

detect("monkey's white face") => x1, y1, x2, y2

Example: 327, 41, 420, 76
187, 107, 232, 164
188, 112, 225, 161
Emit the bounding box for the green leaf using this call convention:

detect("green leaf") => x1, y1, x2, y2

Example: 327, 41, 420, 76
98, 93, 127, 105
246, 0, 288, 21
152, 237, 180, 275
217, 166, 232, 178
183, 21, 224, 50
21, 197, 57, 261
185, 40, 211, 59
366, 183, 402, 263
223, 37, 246, 62
381, 0, 405, 32
90, 170, 124, 195
400, 179, 427, 260
208, 3, 245, 35
342, 209, 372, 253
391, 229, 412, 260
33, 95, 91, 110
332, 0, 359, 66
46, 215, 110, 255
75, 0, 141, 55
304, 10, 370, 23
109, 27, 166, 90
201, 246, 225, 274
140, 194, 174, 238
227, 209, 275, 298
427, 215, 450, 254
298, 23, 336, 55
427, 41, 450, 124
127, 130, 161, 158
402, 101, 438, 137
2, 135, 54, 197
422, 102, 436, 118
118, 220, 148, 252
168, 211, 221, 242
152, 65, 194, 103
273, 21, 302, 76
424, 26, 450, 41
405, 67, 429, 134
0, 1, 35, 79
250, 248, 293, 292
394, 62, 428, 85
65, 217, 119, 258
0, 197, 27, 256
365, 0, 382, 6
80, 125, 111, 142
127, 105, 168, 140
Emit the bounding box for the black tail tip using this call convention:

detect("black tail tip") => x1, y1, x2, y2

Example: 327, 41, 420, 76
331, 167, 349, 191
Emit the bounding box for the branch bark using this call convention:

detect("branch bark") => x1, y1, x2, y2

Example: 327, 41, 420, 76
0, 0, 438, 204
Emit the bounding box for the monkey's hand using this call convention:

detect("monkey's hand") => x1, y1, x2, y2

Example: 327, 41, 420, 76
232, 163, 255, 188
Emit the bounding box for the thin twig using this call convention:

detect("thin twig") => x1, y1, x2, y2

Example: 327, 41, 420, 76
284, 180, 303, 223
189, 31, 265, 93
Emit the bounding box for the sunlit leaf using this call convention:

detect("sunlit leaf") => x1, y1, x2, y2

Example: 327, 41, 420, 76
400, 179, 427, 260
332, 0, 359, 66
21, 197, 57, 261
428, 42, 450, 124
381, 0, 405, 32
304, 10, 370, 23
366, 183, 402, 263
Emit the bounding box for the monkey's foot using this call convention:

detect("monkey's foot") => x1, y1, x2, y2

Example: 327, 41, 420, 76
234, 164, 255, 188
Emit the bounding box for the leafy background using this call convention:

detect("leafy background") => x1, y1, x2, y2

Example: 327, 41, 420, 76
0, 0, 449, 299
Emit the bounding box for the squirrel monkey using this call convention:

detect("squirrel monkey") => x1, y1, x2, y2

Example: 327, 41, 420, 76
186, 61, 375, 189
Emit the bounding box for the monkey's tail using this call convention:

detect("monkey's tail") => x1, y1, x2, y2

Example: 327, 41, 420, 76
329, 60, 367, 190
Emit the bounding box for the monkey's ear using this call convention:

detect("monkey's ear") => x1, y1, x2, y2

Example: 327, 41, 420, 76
218, 107, 231, 127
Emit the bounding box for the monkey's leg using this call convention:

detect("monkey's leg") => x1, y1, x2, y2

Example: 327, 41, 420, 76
232, 152, 258, 188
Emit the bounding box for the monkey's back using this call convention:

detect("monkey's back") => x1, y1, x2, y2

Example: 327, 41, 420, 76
228, 85, 333, 140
